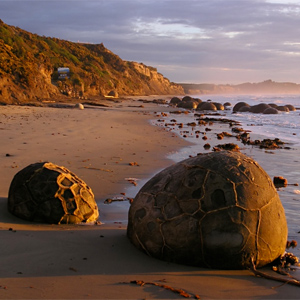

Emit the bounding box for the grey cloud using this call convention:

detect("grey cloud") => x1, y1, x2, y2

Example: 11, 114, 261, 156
1, 0, 300, 83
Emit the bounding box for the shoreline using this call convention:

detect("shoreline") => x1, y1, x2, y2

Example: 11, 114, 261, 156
0, 98, 300, 299
0, 98, 194, 227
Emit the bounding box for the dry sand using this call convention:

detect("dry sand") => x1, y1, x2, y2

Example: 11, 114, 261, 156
0, 98, 299, 299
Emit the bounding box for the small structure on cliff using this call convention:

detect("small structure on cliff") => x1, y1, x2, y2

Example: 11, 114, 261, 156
57, 67, 70, 80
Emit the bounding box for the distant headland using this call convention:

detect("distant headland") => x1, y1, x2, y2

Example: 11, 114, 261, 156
180, 80, 300, 95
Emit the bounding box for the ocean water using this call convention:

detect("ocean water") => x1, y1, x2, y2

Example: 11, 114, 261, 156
151, 94, 300, 257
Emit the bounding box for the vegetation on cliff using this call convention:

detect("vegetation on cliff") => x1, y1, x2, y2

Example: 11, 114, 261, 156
0, 19, 183, 104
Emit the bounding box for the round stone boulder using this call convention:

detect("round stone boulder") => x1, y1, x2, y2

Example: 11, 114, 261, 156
268, 103, 278, 108
263, 107, 279, 114
182, 100, 198, 109
233, 102, 250, 112
8, 162, 99, 224
196, 102, 217, 111
250, 103, 271, 113
127, 151, 287, 269
277, 105, 290, 112
182, 95, 193, 102
213, 102, 225, 110
239, 106, 251, 112
286, 104, 296, 111
170, 97, 181, 105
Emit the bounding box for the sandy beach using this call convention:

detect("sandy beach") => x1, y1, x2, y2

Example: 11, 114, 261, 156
0, 98, 299, 299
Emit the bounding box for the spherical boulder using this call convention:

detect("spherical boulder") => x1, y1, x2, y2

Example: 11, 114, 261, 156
233, 102, 250, 112
193, 98, 202, 104
238, 106, 251, 112
196, 102, 217, 111
268, 103, 278, 108
277, 105, 290, 112
213, 102, 224, 110
127, 151, 287, 269
182, 100, 198, 109
250, 103, 271, 113
182, 95, 193, 102
8, 162, 99, 224
263, 107, 278, 114
286, 104, 296, 111
170, 97, 181, 105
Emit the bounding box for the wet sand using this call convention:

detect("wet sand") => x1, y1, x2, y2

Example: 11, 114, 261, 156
0, 98, 299, 299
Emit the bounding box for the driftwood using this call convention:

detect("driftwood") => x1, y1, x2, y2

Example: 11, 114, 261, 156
251, 267, 300, 287
250, 257, 300, 288
123, 280, 201, 299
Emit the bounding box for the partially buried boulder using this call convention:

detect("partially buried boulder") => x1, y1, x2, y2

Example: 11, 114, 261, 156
233, 102, 250, 112
277, 105, 290, 112
8, 162, 99, 224
263, 107, 278, 114
238, 106, 251, 112
182, 100, 198, 109
127, 151, 287, 269
196, 102, 217, 111
169, 97, 181, 105
250, 103, 271, 113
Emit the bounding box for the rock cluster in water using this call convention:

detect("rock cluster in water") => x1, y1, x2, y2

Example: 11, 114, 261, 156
233, 102, 296, 114
170, 96, 230, 111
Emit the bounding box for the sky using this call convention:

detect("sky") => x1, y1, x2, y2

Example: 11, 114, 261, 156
1, 0, 300, 84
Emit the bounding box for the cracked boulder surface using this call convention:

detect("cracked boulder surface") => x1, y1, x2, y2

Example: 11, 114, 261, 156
127, 151, 287, 269
8, 162, 99, 224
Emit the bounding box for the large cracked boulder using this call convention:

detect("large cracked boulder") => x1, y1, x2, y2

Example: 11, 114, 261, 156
127, 151, 287, 269
8, 162, 99, 224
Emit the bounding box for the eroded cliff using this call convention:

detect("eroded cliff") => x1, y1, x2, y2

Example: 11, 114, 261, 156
0, 20, 183, 104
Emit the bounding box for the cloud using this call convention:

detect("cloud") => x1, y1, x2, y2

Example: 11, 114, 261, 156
1, 0, 300, 83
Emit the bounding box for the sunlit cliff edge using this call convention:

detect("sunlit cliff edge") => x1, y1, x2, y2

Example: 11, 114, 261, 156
0, 19, 183, 104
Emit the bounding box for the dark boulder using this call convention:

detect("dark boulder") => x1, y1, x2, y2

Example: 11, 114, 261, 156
250, 103, 271, 113
213, 102, 225, 110
239, 106, 251, 112
263, 107, 279, 114
196, 102, 217, 111
233, 102, 250, 112
286, 104, 296, 111
182, 96, 194, 102
182, 101, 198, 109
193, 98, 203, 104
268, 103, 278, 108
277, 106, 290, 112
170, 97, 182, 105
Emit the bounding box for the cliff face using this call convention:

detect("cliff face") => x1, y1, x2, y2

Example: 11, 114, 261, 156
0, 20, 183, 104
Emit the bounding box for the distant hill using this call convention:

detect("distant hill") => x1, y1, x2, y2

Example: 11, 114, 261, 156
180, 80, 300, 95
0, 19, 183, 104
